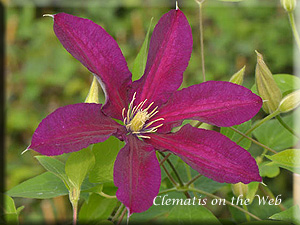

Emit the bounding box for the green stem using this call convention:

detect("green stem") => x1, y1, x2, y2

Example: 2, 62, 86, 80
159, 152, 172, 165
184, 165, 199, 198
117, 208, 127, 225
112, 204, 124, 222
197, 0, 206, 81
229, 127, 277, 154
159, 152, 184, 187
98, 191, 116, 199
186, 174, 203, 187
69, 188, 80, 225
160, 161, 178, 186
158, 187, 177, 195
159, 152, 191, 198
237, 110, 280, 144
195, 121, 203, 128
288, 11, 300, 51
276, 115, 300, 139
243, 204, 251, 222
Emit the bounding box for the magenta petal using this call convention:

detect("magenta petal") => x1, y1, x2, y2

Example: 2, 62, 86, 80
148, 124, 261, 184
29, 103, 123, 156
114, 135, 161, 214
53, 13, 131, 119
131, 9, 193, 105
153, 81, 262, 128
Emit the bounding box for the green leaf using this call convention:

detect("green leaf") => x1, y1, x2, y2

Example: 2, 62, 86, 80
78, 193, 117, 223
65, 147, 95, 189
4, 195, 17, 214
194, 176, 227, 194
131, 17, 153, 81
3, 195, 21, 224
221, 121, 251, 150
6, 172, 69, 199
259, 162, 280, 178
266, 149, 300, 174
269, 205, 300, 225
35, 156, 70, 188
253, 113, 296, 151
164, 204, 221, 224
252, 74, 300, 96
89, 137, 124, 183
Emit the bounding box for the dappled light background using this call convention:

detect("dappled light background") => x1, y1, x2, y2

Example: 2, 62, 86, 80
5, 0, 294, 223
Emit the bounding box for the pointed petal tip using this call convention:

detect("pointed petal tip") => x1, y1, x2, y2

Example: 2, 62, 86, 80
126, 207, 132, 221
21, 146, 30, 155
43, 14, 54, 19
261, 181, 267, 186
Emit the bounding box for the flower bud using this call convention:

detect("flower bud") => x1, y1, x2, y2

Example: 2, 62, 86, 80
255, 51, 282, 114
279, 89, 300, 113
229, 66, 245, 85
281, 0, 296, 12
231, 182, 248, 198
85, 75, 99, 103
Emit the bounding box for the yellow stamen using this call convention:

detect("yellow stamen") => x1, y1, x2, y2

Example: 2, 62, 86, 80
122, 93, 164, 139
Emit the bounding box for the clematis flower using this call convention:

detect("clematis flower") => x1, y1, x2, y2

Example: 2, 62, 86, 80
29, 9, 263, 214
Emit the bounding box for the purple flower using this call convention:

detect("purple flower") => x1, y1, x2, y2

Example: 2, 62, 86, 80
29, 9, 262, 214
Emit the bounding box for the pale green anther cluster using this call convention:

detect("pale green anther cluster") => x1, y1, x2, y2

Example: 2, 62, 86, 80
280, 0, 297, 12
129, 110, 149, 132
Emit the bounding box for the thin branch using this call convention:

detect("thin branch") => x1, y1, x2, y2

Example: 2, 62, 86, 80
195, 121, 203, 128
288, 11, 300, 51
196, 0, 206, 81
242, 204, 251, 222
117, 208, 127, 225
160, 159, 178, 186
97, 191, 116, 199
112, 204, 124, 222
158, 152, 184, 187
159, 152, 191, 198
159, 152, 172, 165
184, 164, 199, 198
186, 174, 203, 187
229, 127, 278, 154
276, 115, 300, 139
237, 110, 280, 144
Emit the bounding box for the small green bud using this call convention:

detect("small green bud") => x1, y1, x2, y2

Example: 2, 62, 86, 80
229, 66, 245, 85
85, 75, 99, 103
231, 182, 248, 198
255, 51, 282, 114
279, 89, 300, 113
281, 0, 296, 12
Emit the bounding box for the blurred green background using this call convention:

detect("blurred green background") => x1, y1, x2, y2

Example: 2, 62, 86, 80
5, 0, 294, 223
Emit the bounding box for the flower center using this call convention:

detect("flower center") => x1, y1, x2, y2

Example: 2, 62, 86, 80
122, 92, 164, 139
